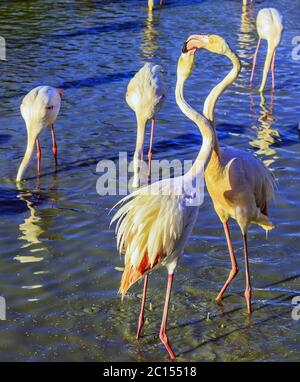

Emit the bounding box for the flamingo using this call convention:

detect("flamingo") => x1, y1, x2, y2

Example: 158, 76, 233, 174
183, 34, 276, 314
111, 51, 214, 359
126, 63, 166, 188
250, 8, 283, 92
148, 0, 163, 11
16, 86, 62, 182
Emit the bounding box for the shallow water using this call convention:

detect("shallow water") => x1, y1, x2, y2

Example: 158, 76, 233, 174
0, 0, 299, 361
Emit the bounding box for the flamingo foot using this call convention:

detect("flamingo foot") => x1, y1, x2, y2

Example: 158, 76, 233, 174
159, 330, 176, 360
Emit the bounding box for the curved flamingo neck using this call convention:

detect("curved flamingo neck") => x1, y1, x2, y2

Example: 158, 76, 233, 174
203, 49, 241, 172
175, 74, 214, 180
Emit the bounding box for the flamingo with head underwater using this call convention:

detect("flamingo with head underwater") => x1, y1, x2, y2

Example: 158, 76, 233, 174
250, 8, 283, 92
112, 50, 214, 360
126, 63, 166, 188
182, 34, 276, 314
16, 86, 62, 182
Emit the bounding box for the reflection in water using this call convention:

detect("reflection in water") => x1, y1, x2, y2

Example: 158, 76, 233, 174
15, 174, 58, 258
237, 4, 256, 63
249, 92, 281, 167
140, 9, 160, 59
14, 178, 58, 300
15, 184, 45, 260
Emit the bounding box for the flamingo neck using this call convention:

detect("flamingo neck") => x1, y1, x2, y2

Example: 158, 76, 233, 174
203, 49, 241, 174
259, 42, 275, 92
16, 122, 41, 182
132, 112, 147, 188
175, 74, 214, 180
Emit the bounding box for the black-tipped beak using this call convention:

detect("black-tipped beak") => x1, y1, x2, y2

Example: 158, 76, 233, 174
182, 41, 188, 53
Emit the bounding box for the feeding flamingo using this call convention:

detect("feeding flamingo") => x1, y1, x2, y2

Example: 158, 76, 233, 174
112, 51, 214, 359
16, 86, 62, 182
126, 63, 166, 188
183, 34, 276, 314
250, 8, 283, 92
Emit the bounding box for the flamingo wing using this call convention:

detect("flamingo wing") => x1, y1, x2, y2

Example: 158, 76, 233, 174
111, 179, 193, 296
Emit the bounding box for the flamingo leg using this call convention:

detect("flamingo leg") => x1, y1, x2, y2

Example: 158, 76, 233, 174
216, 222, 239, 301
50, 124, 58, 168
250, 38, 261, 88
36, 138, 41, 176
136, 274, 149, 340
147, 117, 155, 179
271, 50, 276, 91
159, 273, 175, 360
243, 233, 252, 314
160, 0, 163, 5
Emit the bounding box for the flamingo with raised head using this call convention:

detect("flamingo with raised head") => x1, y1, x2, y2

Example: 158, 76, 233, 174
250, 8, 283, 92
16, 86, 62, 182
112, 51, 214, 360
183, 34, 276, 314
126, 63, 166, 188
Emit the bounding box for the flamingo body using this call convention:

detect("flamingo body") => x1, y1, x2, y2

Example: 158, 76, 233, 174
205, 146, 275, 235
126, 63, 166, 187
250, 8, 283, 91
256, 8, 283, 47
16, 86, 62, 181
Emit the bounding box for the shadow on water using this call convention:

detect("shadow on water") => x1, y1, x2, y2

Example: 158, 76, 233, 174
171, 292, 293, 357
1, 72, 137, 100
50, 21, 143, 39
137, 291, 294, 358
60, 71, 136, 90
0, 188, 28, 215
0, 134, 11, 144
179, 307, 291, 357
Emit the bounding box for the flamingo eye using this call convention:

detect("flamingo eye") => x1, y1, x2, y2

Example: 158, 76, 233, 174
46, 105, 54, 110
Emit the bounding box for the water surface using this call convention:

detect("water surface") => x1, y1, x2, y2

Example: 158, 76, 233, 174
0, 0, 299, 361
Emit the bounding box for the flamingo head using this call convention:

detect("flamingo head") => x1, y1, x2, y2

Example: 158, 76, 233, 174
177, 51, 195, 80
182, 34, 230, 56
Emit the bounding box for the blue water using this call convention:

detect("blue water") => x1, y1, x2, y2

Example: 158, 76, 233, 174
0, 0, 299, 361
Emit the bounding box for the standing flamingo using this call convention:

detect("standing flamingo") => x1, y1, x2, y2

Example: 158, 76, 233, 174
148, 0, 163, 11
250, 8, 283, 92
16, 86, 62, 182
183, 34, 276, 314
126, 63, 166, 188
111, 51, 214, 359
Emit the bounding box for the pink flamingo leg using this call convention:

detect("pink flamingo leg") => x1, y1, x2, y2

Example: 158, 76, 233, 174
36, 138, 41, 176
160, 0, 163, 5
159, 273, 175, 360
216, 222, 239, 301
147, 118, 155, 179
50, 124, 58, 168
250, 38, 261, 88
243, 233, 252, 314
271, 50, 276, 91
136, 274, 149, 339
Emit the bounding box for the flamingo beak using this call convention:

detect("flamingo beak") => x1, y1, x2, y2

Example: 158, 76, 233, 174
182, 35, 209, 54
